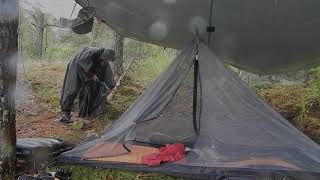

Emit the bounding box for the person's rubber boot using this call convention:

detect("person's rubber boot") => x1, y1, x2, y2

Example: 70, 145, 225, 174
58, 112, 72, 125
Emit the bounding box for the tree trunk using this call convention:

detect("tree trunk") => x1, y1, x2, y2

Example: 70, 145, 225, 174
91, 19, 103, 47
33, 8, 44, 61
113, 32, 124, 80
0, 1, 18, 179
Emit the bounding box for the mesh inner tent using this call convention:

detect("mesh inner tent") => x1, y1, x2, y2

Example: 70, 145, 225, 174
135, 67, 200, 146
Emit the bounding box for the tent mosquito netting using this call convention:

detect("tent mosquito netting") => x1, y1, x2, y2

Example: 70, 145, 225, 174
58, 42, 320, 180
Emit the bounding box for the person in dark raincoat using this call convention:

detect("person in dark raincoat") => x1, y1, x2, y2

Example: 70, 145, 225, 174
59, 47, 116, 124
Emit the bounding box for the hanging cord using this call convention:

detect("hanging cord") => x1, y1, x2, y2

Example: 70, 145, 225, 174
193, 30, 200, 136
69, 2, 77, 19
207, 0, 215, 45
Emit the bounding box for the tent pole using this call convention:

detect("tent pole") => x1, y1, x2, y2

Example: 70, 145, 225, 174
193, 31, 200, 135
207, 0, 215, 46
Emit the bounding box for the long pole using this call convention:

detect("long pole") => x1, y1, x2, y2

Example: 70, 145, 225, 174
193, 30, 200, 135
207, 0, 214, 46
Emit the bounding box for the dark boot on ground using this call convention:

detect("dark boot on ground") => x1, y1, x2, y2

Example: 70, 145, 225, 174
58, 112, 72, 124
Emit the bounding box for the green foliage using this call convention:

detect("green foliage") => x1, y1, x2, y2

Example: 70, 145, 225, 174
51, 166, 187, 180
257, 83, 320, 143
297, 98, 308, 127
258, 85, 309, 119
19, 8, 114, 63
94, 80, 143, 132
129, 50, 173, 86
59, 33, 91, 49
44, 44, 78, 63
124, 40, 165, 60
308, 67, 320, 96
71, 120, 85, 130
19, 8, 36, 59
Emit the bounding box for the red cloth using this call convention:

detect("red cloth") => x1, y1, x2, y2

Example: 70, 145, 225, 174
142, 143, 185, 166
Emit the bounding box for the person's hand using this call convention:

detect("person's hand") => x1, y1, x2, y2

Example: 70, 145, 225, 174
92, 74, 99, 82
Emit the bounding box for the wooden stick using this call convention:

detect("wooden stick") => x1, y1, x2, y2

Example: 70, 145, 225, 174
107, 58, 135, 101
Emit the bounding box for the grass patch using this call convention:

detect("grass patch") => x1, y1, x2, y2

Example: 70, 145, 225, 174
257, 84, 320, 143
130, 52, 172, 86
25, 62, 66, 112
257, 85, 311, 120
50, 166, 187, 180
94, 79, 143, 132
71, 120, 85, 130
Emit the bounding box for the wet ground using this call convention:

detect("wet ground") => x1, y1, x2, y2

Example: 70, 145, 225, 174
15, 65, 82, 143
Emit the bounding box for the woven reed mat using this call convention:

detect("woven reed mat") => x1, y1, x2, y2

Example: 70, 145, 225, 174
85, 143, 159, 164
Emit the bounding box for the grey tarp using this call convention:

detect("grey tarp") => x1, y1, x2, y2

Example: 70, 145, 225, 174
60, 47, 115, 117
75, 0, 320, 74
59, 42, 320, 179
